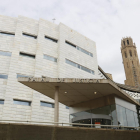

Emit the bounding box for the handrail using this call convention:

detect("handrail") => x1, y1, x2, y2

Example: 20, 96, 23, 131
0, 120, 139, 130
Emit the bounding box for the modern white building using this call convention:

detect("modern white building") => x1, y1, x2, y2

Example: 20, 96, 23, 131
0, 15, 99, 123
0, 15, 140, 127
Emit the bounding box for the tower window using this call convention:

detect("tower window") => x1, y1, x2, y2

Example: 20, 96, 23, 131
123, 41, 125, 46
132, 61, 134, 66
124, 51, 127, 58
127, 40, 129, 45
129, 50, 132, 57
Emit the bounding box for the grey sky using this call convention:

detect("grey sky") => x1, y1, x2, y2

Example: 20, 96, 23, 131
0, 0, 140, 84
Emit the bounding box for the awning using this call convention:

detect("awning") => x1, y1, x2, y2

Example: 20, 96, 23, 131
18, 77, 139, 106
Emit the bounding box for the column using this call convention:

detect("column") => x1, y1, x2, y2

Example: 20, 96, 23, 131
54, 86, 59, 123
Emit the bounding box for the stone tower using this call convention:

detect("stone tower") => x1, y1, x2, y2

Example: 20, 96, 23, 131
121, 37, 140, 87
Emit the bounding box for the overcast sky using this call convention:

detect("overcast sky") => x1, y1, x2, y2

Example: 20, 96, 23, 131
1, 0, 140, 84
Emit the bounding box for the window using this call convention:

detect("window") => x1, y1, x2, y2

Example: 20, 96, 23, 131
44, 54, 57, 62
20, 52, 35, 59
124, 51, 127, 58
40, 101, 54, 108
0, 100, 4, 105
65, 59, 94, 75
0, 74, 8, 79
126, 109, 135, 127
22, 33, 37, 39
66, 106, 69, 109
132, 61, 134, 66
17, 74, 31, 78
81, 66, 91, 73
0, 51, 11, 57
45, 36, 58, 43
13, 99, 31, 106
0, 31, 15, 36
89, 53, 93, 57
77, 46, 89, 55
127, 40, 129, 45
66, 40, 93, 57
65, 59, 77, 67
123, 41, 125, 46
65, 41, 76, 48
129, 50, 132, 57
116, 105, 127, 126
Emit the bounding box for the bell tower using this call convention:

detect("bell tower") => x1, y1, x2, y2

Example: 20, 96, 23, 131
121, 37, 140, 87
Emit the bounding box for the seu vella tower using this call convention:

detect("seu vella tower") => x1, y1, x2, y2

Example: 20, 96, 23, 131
121, 37, 140, 87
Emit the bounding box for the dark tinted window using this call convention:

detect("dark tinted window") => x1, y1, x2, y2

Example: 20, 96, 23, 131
0, 31, 15, 36
20, 52, 35, 59
65, 41, 76, 48
22, 33, 37, 39
0, 100, 4, 104
45, 36, 58, 43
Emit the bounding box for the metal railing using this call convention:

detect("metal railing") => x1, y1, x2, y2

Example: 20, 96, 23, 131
0, 119, 139, 130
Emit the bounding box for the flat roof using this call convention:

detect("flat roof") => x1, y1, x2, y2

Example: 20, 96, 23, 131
18, 77, 139, 106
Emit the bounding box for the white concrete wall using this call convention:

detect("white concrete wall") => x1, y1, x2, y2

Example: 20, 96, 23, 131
115, 97, 137, 112
0, 15, 98, 123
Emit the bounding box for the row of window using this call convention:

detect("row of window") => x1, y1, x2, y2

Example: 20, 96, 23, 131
123, 40, 129, 46
65, 41, 93, 57
124, 50, 137, 58
0, 60, 94, 80
0, 74, 31, 79
0, 50, 58, 63
0, 31, 93, 57
0, 50, 94, 75
0, 31, 57, 43
65, 59, 94, 75
0, 99, 69, 109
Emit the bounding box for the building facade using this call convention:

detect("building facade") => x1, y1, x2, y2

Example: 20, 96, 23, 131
0, 15, 98, 122
121, 37, 140, 87
0, 15, 139, 127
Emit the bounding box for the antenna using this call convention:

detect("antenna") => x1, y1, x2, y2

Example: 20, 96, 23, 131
52, 18, 56, 23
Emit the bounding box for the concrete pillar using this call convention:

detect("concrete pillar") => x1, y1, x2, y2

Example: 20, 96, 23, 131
54, 86, 59, 123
